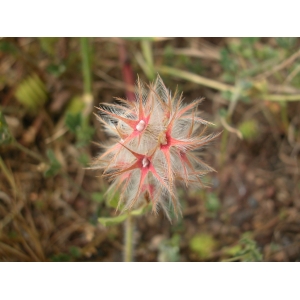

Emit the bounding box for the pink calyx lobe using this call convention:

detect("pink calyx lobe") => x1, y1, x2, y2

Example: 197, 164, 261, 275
114, 143, 172, 210
97, 85, 153, 145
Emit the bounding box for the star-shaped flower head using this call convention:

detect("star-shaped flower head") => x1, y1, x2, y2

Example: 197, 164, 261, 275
93, 75, 219, 220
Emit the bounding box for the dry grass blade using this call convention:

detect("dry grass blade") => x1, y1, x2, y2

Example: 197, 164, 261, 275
255, 49, 300, 80
159, 66, 235, 92
0, 242, 31, 261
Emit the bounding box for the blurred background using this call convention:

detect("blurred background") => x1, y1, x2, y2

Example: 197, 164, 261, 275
0, 37, 299, 262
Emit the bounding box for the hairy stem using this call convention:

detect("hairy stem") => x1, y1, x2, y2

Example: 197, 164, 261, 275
124, 213, 135, 262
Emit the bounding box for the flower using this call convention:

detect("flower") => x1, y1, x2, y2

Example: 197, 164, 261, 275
93, 75, 219, 220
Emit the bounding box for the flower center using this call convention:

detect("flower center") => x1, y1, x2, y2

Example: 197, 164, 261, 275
142, 157, 150, 168
158, 131, 168, 146
136, 120, 146, 132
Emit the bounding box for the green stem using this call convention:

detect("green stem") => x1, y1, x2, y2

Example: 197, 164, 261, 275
124, 213, 135, 262
141, 40, 155, 80
80, 37, 93, 119
80, 37, 92, 95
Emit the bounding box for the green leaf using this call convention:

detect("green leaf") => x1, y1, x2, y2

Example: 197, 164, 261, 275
229, 232, 263, 262
224, 244, 242, 257
43, 149, 61, 178
65, 112, 82, 133
69, 246, 81, 258
65, 110, 94, 147
238, 120, 259, 140
163, 45, 174, 59
189, 233, 217, 259
158, 234, 181, 262
91, 192, 105, 203
0, 40, 19, 55
51, 253, 71, 262
38, 37, 59, 56
221, 72, 235, 83
51, 246, 82, 262
218, 108, 228, 118
123, 37, 155, 41
75, 122, 95, 147
220, 48, 238, 73
241, 37, 259, 45
0, 112, 13, 145
276, 37, 296, 49
98, 214, 128, 227
15, 74, 47, 111
106, 190, 121, 209
130, 205, 149, 216
67, 96, 85, 114
257, 45, 278, 60
228, 41, 242, 54
205, 193, 221, 213
240, 48, 254, 59
78, 152, 89, 166
98, 206, 150, 227
221, 91, 233, 101
46, 64, 66, 77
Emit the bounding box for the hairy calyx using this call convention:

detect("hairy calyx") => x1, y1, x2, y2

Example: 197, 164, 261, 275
94, 75, 219, 220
